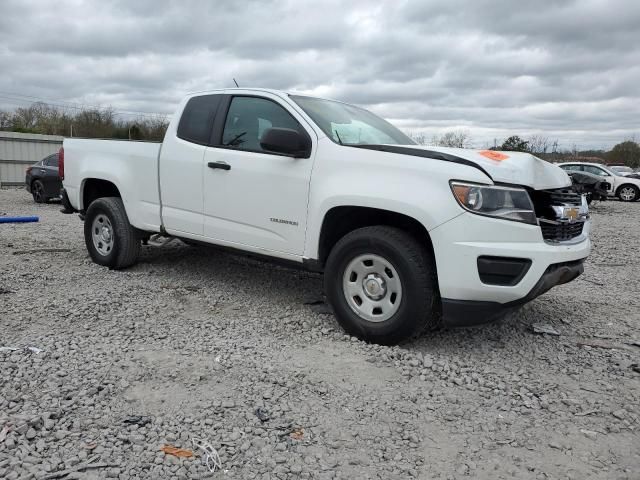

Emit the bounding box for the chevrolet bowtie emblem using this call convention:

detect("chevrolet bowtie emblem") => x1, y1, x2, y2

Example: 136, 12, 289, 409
564, 207, 579, 221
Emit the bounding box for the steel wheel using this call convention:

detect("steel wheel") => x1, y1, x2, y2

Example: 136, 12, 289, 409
91, 214, 115, 256
32, 181, 44, 203
342, 253, 402, 322
619, 186, 637, 201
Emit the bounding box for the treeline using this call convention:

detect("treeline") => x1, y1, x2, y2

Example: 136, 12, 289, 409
492, 135, 640, 168
0, 102, 169, 141
409, 130, 640, 168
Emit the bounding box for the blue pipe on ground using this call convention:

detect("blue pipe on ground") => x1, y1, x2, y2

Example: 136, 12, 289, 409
0, 216, 39, 224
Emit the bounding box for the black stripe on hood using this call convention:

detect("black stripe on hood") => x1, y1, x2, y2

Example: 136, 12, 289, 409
351, 144, 493, 180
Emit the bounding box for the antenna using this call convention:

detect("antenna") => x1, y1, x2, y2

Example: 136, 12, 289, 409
233, 78, 239, 88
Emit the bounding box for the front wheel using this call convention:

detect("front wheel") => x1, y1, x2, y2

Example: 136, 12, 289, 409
617, 184, 639, 202
324, 226, 439, 345
84, 197, 141, 269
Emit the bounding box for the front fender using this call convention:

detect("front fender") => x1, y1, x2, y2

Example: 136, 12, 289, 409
303, 146, 491, 259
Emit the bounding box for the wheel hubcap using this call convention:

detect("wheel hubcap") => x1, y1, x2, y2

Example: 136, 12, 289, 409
621, 187, 635, 201
363, 273, 387, 300
92, 214, 114, 256
342, 254, 402, 322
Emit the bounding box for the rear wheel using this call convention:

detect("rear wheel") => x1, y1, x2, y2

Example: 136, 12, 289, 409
84, 197, 141, 269
324, 226, 439, 345
617, 184, 639, 202
32, 180, 45, 203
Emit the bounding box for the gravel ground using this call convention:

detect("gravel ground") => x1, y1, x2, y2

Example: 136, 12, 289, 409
1, 187, 639, 480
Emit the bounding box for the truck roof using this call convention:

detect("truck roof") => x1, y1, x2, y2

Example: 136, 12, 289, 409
188, 87, 286, 95
184, 88, 349, 105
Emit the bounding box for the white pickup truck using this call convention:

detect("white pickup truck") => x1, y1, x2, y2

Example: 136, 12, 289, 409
60, 88, 591, 344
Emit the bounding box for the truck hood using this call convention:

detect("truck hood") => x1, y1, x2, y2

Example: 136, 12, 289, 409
365, 144, 572, 190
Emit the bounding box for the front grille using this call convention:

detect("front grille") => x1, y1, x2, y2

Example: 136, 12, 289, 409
530, 187, 586, 242
546, 190, 582, 205
539, 221, 584, 242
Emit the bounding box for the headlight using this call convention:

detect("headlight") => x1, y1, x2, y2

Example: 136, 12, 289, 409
450, 182, 537, 225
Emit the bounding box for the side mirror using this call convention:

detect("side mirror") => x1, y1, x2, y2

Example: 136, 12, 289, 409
260, 128, 311, 158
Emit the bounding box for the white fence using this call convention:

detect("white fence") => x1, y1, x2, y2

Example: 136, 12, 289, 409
0, 131, 64, 187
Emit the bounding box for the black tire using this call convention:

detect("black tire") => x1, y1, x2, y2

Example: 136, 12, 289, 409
617, 184, 639, 202
84, 197, 141, 269
324, 226, 439, 345
32, 180, 45, 203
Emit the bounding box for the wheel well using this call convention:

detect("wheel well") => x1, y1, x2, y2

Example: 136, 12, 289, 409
318, 206, 435, 267
82, 179, 121, 210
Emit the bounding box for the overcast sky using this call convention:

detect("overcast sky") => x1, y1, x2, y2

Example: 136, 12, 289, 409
1, 0, 638, 149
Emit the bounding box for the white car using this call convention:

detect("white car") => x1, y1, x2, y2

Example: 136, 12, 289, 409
59, 88, 591, 344
609, 165, 635, 176
558, 162, 640, 202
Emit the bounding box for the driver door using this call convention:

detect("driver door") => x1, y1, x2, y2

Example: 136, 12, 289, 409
202, 94, 316, 256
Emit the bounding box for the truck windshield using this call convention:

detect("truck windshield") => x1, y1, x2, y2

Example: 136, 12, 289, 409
290, 95, 415, 146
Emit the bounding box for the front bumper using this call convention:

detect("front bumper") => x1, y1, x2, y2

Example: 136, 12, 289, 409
441, 259, 584, 326
430, 212, 590, 326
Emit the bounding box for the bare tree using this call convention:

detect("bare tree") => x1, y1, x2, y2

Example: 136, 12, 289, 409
527, 135, 549, 154
406, 131, 428, 145
433, 129, 471, 148
0, 103, 169, 141
0, 110, 11, 129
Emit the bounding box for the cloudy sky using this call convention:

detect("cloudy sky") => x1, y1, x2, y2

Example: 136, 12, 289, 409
1, 0, 638, 149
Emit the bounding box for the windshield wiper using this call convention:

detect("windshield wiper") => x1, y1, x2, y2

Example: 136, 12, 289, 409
224, 131, 247, 147
334, 130, 344, 146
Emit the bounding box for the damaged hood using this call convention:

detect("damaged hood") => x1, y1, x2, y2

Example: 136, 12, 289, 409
416, 146, 571, 190
364, 144, 572, 190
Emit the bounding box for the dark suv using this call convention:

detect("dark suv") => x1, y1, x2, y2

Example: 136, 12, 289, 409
25, 153, 62, 203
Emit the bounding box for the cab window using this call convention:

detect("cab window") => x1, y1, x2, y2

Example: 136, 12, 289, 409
177, 95, 223, 145
221, 96, 304, 153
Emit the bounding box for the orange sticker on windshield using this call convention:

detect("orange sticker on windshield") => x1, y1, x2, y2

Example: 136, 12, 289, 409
479, 150, 509, 162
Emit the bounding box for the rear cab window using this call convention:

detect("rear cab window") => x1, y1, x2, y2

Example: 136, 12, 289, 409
177, 95, 223, 145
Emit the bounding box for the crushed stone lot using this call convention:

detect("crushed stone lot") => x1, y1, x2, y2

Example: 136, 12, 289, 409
1, 187, 639, 480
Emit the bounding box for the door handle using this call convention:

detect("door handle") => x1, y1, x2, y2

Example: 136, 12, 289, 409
208, 161, 231, 171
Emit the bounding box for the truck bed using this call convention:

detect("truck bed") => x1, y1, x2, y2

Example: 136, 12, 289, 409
63, 138, 162, 231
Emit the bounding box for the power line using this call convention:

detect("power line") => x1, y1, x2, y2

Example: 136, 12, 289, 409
0, 91, 171, 119
0, 91, 169, 117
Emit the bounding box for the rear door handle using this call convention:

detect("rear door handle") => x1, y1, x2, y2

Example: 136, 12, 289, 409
208, 161, 231, 171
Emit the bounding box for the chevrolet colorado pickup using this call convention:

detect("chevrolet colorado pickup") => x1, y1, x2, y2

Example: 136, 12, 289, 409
60, 88, 590, 344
